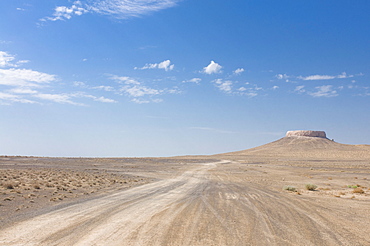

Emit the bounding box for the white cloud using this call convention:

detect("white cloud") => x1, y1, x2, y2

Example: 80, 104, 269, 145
337, 72, 354, 79
42, 1, 89, 21
300, 74, 336, 81
157, 60, 174, 71
0, 51, 15, 67
203, 61, 222, 74
183, 78, 201, 84
275, 74, 289, 80
272, 86, 279, 90
93, 96, 117, 103
308, 85, 338, 97
0, 68, 56, 87
136, 60, 174, 71
233, 68, 245, 75
299, 72, 354, 81
43, 0, 179, 21
73, 81, 87, 87
213, 79, 232, 93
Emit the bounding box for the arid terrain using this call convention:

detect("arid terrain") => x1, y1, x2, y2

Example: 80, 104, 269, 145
1, 136, 370, 245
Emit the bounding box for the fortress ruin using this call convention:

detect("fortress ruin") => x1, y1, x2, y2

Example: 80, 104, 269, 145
285, 130, 327, 138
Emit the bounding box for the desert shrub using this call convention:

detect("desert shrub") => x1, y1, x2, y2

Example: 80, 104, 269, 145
353, 188, 364, 194
347, 185, 358, 189
283, 186, 296, 192
2, 182, 15, 189
305, 184, 317, 191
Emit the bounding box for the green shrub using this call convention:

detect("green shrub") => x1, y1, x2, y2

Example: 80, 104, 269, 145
305, 184, 317, 191
283, 186, 296, 192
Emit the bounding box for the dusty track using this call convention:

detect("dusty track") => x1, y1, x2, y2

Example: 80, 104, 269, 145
1, 159, 369, 246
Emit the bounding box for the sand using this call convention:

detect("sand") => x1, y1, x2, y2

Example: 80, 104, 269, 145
0, 137, 369, 245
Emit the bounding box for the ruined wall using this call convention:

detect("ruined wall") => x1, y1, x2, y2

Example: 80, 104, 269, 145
285, 130, 327, 138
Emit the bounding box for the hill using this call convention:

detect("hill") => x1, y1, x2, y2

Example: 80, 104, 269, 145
215, 136, 370, 160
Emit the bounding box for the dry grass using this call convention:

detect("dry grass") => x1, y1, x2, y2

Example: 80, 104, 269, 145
0, 167, 150, 216
353, 188, 365, 194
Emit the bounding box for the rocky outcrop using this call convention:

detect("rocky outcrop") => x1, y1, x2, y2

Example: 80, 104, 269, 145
286, 130, 327, 138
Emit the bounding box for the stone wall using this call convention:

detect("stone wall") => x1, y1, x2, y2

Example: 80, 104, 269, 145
286, 130, 327, 138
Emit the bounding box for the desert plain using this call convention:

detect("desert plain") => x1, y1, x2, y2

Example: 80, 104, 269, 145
0, 135, 369, 245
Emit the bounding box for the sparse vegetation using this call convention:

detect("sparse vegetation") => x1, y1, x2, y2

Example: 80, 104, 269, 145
2, 182, 15, 189
283, 186, 296, 192
305, 184, 317, 191
347, 185, 358, 188
353, 188, 364, 194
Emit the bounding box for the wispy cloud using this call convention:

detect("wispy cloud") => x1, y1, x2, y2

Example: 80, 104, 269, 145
276, 72, 355, 82
71, 92, 117, 103
298, 72, 354, 81
203, 61, 222, 74
237, 86, 259, 97
213, 79, 232, 93
294, 85, 305, 94
0, 68, 56, 87
0, 51, 117, 106
135, 60, 174, 71
92, 85, 115, 91
308, 85, 338, 97
42, 0, 180, 21
120, 85, 161, 97
33, 93, 82, 105
182, 78, 201, 84
109, 74, 178, 103
0, 92, 38, 105
8, 88, 38, 94
0, 51, 29, 68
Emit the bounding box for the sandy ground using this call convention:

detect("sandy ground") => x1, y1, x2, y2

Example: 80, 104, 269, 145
0, 137, 370, 245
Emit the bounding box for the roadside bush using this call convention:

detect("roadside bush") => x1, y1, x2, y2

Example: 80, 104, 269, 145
305, 184, 317, 191
283, 186, 296, 192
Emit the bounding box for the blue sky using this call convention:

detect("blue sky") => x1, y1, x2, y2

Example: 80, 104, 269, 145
1, 0, 369, 157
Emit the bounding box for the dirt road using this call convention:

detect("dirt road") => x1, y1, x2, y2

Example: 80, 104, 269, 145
0, 160, 369, 246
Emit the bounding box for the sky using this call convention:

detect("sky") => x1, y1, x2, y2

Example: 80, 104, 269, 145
0, 0, 369, 157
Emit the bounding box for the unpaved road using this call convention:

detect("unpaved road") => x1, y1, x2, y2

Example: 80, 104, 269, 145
1, 160, 369, 246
